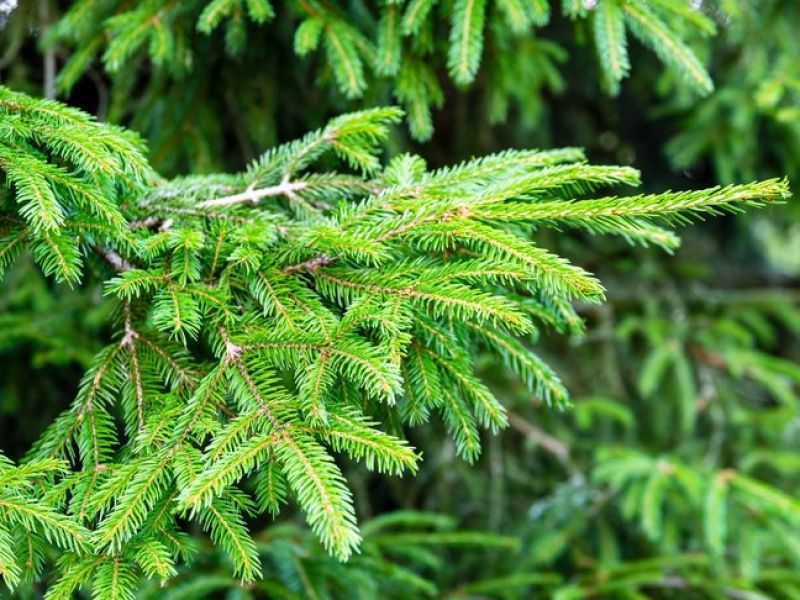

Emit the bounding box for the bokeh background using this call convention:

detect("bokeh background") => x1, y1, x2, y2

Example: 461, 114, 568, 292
2, 1, 800, 597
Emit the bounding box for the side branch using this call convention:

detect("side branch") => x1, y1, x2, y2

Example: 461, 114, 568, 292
507, 411, 575, 472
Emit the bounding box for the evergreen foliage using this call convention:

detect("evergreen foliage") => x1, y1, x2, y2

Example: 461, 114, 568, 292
2, 3, 800, 597
139, 511, 521, 598
425, 283, 800, 598
0, 87, 152, 284
664, 0, 800, 185
0, 86, 790, 596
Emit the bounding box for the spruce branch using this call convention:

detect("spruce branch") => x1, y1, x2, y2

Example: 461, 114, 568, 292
0, 92, 790, 594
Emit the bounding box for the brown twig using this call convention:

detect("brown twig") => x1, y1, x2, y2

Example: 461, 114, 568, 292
281, 254, 335, 275
95, 245, 134, 272
508, 410, 575, 472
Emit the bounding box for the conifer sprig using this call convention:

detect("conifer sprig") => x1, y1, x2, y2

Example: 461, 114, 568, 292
0, 86, 152, 285
0, 90, 789, 595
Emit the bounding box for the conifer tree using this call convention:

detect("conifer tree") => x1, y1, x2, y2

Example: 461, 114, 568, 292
20, 0, 719, 166
0, 85, 790, 596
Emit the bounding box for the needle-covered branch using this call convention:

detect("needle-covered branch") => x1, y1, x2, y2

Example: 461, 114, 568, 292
0, 90, 790, 595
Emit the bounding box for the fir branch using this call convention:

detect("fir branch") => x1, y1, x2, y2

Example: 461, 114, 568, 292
0, 92, 791, 593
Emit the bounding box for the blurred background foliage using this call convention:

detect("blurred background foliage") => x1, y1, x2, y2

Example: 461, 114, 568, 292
1, 0, 799, 597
